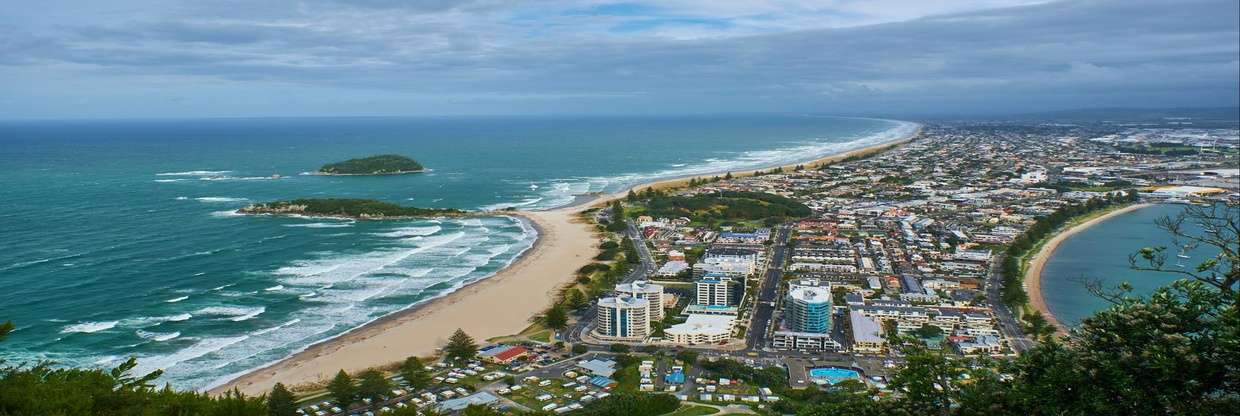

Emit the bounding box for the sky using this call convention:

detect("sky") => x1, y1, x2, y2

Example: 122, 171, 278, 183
1, 0, 1237, 119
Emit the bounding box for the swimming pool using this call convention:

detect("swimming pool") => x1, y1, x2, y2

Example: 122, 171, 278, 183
809, 367, 862, 385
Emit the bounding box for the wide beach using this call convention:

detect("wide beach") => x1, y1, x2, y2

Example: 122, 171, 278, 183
1024, 203, 1153, 332
209, 123, 922, 396
581, 125, 923, 208
208, 209, 597, 396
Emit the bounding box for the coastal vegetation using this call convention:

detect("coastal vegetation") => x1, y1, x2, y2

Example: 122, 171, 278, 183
444, 329, 478, 364
317, 154, 424, 175
238, 198, 465, 219
633, 190, 812, 226
997, 191, 1139, 325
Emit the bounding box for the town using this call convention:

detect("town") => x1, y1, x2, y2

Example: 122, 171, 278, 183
292, 120, 1237, 416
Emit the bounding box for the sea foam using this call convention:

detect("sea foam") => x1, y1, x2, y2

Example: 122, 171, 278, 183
156, 170, 232, 176
136, 330, 181, 342
195, 197, 249, 203
62, 321, 119, 334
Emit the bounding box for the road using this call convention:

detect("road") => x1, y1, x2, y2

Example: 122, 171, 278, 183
743, 225, 792, 351
566, 217, 656, 344
625, 221, 657, 279
986, 254, 1034, 352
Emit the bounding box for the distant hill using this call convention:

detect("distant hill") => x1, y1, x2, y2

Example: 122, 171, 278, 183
318, 154, 424, 175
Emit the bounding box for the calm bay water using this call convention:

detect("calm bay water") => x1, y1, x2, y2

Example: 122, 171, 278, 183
0, 115, 915, 389
1038, 203, 1219, 326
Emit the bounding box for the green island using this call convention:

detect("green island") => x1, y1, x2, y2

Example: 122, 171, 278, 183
238, 198, 465, 219
317, 154, 424, 175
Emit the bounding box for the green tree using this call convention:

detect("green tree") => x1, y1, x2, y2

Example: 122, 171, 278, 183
1022, 310, 1054, 341
609, 343, 630, 353
399, 356, 432, 390
0, 320, 267, 415
327, 369, 357, 407
566, 288, 588, 310
357, 369, 391, 403
267, 382, 297, 416
444, 329, 478, 364
459, 404, 509, 415
542, 303, 569, 332
675, 350, 698, 365
889, 346, 962, 416
913, 324, 943, 340
571, 344, 588, 354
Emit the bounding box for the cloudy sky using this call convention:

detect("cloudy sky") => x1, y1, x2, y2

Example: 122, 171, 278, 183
2, 0, 1237, 119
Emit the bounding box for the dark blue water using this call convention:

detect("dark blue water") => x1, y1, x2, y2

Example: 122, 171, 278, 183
0, 115, 915, 389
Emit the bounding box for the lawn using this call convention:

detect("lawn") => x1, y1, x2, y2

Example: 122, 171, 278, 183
665, 405, 720, 416
527, 330, 553, 343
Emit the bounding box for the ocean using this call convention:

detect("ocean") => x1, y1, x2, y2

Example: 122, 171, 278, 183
1038, 203, 1219, 326
0, 115, 916, 390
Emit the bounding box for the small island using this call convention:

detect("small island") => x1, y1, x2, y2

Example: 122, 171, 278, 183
238, 198, 465, 220
317, 154, 424, 175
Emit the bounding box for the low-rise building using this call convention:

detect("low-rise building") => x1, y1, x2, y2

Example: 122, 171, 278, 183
664, 314, 734, 345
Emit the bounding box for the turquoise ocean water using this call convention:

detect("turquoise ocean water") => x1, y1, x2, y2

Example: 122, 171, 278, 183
1038, 203, 1223, 326
0, 115, 916, 389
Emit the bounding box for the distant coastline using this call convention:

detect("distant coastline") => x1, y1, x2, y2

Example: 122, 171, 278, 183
571, 121, 923, 210
237, 198, 467, 220
1025, 202, 1154, 332
207, 119, 922, 395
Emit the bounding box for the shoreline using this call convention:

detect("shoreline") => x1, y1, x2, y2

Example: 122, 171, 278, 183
568, 122, 923, 210
207, 209, 598, 396
208, 120, 921, 396
1024, 202, 1154, 332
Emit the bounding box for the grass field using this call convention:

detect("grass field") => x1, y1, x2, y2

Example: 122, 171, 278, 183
665, 405, 720, 416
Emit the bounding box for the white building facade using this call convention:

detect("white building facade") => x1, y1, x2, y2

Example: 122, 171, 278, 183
594, 296, 650, 342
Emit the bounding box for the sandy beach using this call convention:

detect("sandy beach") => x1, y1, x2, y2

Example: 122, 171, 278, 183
1024, 203, 1153, 332
582, 125, 922, 208
208, 209, 598, 396
209, 124, 921, 396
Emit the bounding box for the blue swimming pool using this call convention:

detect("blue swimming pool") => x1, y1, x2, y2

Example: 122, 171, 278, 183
809, 367, 862, 385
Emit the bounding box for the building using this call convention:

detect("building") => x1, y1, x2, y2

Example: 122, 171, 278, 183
664, 314, 734, 345
715, 229, 770, 244
952, 334, 1003, 355
696, 273, 742, 307
594, 296, 650, 342
437, 392, 500, 413
771, 331, 843, 352
576, 359, 618, 378
615, 280, 665, 321
478, 344, 529, 364
655, 260, 689, 277
698, 247, 759, 276
849, 309, 885, 353
772, 282, 843, 352
785, 286, 833, 333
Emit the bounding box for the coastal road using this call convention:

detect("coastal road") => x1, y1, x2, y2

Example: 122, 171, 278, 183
567, 218, 656, 345
624, 221, 657, 281
744, 225, 792, 351
986, 254, 1034, 353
